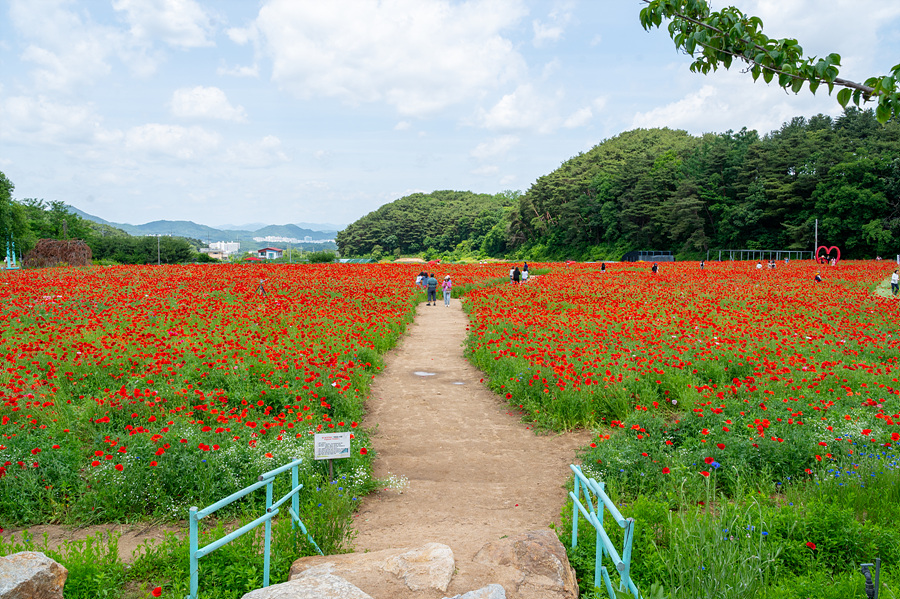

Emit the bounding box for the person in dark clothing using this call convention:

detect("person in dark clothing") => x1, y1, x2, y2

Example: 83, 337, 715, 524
651, 262, 658, 275
426, 273, 438, 305
601, 262, 606, 273
513, 267, 521, 284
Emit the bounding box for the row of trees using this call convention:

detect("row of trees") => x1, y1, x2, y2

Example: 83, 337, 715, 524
335, 190, 517, 258
495, 108, 900, 260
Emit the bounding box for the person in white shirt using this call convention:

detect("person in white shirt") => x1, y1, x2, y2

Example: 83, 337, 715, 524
891, 269, 899, 296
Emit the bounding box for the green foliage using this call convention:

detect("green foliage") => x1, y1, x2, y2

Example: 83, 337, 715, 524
88, 235, 197, 265
306, 250, 336, 263
0, 530, 127, 599
499, 110, 900, 259
336, 190, 516, 257
639, 0, 900, 124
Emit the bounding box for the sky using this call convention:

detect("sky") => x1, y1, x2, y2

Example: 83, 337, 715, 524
2, 1, 900, 230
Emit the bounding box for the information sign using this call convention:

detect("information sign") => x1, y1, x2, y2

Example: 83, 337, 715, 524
314, 432, 351, 460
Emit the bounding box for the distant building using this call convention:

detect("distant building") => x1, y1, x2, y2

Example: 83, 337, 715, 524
199, 248, 226, 260
257, 247, 284, 260
210, 241, 240, 255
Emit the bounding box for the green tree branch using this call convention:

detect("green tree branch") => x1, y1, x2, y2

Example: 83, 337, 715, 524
639, 0, 900, 123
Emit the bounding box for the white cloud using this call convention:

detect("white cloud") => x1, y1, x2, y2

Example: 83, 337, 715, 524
124, 123, 221, 160
222, 135, 288, 167
0, 95, 108, 144
170, 86, 247, 121
252, 0, 528, 116
471, 135, 520, 159
478, 84, 561, 133
630, 68, 848, 135
472, 165, 500, 176
394, 121, 412, 131
532, 1, 572, 47
112, 0, 216, 48
10, 0, 119, 92
563, 106, 592, 128
217, 64, 259, 78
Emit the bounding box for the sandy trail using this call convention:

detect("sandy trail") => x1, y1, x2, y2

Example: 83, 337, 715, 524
354, 294, 590, 573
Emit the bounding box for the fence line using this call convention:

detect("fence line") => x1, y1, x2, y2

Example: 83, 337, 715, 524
187, 456, 323, 599
569, 464, 639, 599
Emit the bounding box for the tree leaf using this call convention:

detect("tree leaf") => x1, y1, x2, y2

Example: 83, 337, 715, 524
837, 88, 852, 108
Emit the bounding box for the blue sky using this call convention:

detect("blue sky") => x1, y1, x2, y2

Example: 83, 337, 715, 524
2, 0, 900, 229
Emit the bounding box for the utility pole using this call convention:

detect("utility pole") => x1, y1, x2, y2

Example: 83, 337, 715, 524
814, 219, 818, 261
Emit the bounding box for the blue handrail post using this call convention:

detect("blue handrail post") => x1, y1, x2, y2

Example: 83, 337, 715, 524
264, 480, 274, 588
571, 471, 580, 549
189, 507, 199, 598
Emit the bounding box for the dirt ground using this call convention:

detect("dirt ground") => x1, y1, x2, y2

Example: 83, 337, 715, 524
354, 294, 591, 563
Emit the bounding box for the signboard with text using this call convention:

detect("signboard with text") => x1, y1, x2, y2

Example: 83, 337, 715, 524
314, 432, 351, 460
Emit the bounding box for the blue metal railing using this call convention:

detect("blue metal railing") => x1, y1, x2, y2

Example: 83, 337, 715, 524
187, 457, 323, 599
569, 464, 640, 599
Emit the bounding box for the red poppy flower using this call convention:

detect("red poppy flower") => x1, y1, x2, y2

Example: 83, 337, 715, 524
700, 471, 710, 477
716, 443, 725, 450
360, 447, 368, 455
662, 467, 670, 474
114, 464, 124, 472
806, 542, 816, 550
151, 586, 162, 597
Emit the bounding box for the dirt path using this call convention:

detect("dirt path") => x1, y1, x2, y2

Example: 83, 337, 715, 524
354, 295, 591, 588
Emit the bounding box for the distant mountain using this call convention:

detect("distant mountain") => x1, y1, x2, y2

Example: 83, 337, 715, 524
217, 221, 345, 232
65, 206, 338, 251
215, 222, 269, 231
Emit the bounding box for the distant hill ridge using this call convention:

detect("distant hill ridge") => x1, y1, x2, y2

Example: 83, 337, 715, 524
66, 206, 339, 243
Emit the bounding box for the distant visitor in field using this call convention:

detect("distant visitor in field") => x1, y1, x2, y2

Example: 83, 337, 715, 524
255, 278, 267, 297
509, 266, 515, 283
815, 272, 823, 283
601, 262, 606, 273
756, 261, 763, 270
892, 269, 899, 295
442, 275, 452, 307
425, 273, 438, 305
521, 268, 529, 282
699, 260, 704, 270
512, 266, 521, 284
651, 262, 658, 275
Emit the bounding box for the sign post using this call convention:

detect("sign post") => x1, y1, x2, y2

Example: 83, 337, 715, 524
314, 432, 352, 480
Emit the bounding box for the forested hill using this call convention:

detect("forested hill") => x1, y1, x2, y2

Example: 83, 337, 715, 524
502, 108, 900, 260
336, 190, 518, 258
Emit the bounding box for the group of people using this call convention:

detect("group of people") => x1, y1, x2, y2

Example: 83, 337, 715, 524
509, 261, 529, 284
415, 271, 453, 306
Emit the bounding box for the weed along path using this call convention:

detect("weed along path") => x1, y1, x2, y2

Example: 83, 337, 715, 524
354, 295, 591, 590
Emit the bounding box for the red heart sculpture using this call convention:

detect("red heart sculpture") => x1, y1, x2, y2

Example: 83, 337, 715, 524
816, 245, 841, 264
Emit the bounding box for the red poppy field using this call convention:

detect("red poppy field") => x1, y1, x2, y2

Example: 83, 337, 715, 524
0, 262, 511, 529
465, 260, 900, 598
3, 260, 899, 598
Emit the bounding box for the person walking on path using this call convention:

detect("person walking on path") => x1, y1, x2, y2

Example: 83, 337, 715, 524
892, 269, 899, 296
441, 275, 453, 306
512, 266, 521, 284
425, 273, 438, 305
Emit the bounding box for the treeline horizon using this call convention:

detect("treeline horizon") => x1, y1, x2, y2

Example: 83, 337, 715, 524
338, 108, 900, 261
